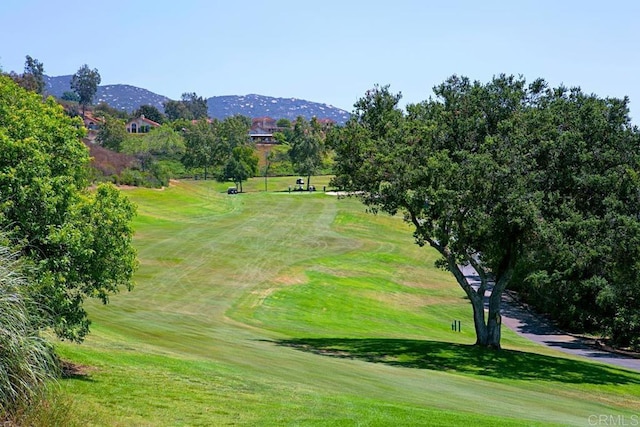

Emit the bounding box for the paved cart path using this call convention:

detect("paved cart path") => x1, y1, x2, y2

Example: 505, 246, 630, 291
461, 265, 640, 373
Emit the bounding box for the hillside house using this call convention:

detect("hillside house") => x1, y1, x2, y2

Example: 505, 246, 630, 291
249, 117, 285, 143
316, 118, 336, 128
249, 129, 276, 143
82, 113, 104, 142
251, 117, 278, 132
126, 115, 161, 133
83, 113, 104, 131
248, 116, 336, 143
249, 117, 274, 143
191, 118, 214, 124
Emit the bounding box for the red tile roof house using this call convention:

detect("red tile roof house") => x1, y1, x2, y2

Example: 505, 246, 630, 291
249, 128, 276, 143
83, 113, 104, 130
126, 115, 161, 134
191, 118, 214, 124
249, 117, 291, 143
251, 116, 278, 132
82, 113, 105, 142
316, 118, 336, 128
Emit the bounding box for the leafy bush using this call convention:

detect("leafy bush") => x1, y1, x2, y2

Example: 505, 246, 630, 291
119, 168, 147, 187
156, 159, 187, 179
118, 166, 168, 188
150, 161, 170, 187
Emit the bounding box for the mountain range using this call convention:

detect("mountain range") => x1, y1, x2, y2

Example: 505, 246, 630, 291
44, 75, 350, 124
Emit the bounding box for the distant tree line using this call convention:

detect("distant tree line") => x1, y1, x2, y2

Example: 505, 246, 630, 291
89, 107, 331, 190
5, 55, 332, 191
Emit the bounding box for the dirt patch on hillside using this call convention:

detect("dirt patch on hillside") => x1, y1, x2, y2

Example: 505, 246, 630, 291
60, 360, 96, 379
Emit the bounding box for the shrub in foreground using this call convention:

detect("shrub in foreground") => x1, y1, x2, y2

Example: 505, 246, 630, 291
0, 245, 59, 420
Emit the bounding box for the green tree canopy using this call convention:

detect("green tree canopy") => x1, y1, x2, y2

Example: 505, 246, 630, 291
61, 90, 80, 102
276, 118, 292, 128
182, 120, 222, 179
134, 104, 165, 124
182, 115, 253, 180
22, 55, 45, 94
289, 116, 325, 189
218, 116, 257, 190
330, 76, 640, 349
8, 55, 45, 95
510, 86, 640, 349
139, 123, 185, 156
70, 64, 101, 116
0, 75, 137, 341
94, 101, 129, 120
220, 145, 259, 192
164, 99, 193, 121
181, 92, 209, 119
121, 123, 185, 171
96, 115, 129, 151
163, 93, 209, 121
219, 115, 251, 149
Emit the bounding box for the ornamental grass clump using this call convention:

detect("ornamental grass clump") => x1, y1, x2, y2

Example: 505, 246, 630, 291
0, 245, 58, 419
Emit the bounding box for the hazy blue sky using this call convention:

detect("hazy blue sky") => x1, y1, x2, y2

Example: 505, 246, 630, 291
1, 0, 639, 117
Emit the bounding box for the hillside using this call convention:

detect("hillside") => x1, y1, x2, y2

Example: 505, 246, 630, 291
207, 94, 350, 123
45, 75, 169, 112
44, 75, 350, 123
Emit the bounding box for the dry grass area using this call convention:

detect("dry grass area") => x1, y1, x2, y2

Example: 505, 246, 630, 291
84, 141, 136, 177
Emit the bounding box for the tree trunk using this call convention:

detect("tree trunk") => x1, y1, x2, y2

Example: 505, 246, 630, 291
447, 256, 507, 349
473, 293, 502, 349
471, 298, 488, 346
446, 256, 493, 347
423, 234, 510, 350
486, 314, 502, 348
484, 269, 511, 349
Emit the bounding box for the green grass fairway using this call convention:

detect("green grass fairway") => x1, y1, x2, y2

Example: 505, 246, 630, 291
56, 178, 640, 426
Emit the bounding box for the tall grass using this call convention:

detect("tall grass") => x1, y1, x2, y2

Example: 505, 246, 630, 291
0, 244, 60, 422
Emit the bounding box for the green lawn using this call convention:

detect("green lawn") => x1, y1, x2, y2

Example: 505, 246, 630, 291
56, 178, 640, 426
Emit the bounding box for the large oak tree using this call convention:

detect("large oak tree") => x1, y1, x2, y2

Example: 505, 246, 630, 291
330, 76, 640, 349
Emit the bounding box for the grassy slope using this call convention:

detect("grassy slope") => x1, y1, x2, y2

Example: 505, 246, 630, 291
57, 178, 640, 426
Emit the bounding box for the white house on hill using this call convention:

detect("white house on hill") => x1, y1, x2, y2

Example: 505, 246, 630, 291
126, 115, 161, 134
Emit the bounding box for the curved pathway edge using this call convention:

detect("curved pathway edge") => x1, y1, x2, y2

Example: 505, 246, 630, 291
461, 265, 640, 372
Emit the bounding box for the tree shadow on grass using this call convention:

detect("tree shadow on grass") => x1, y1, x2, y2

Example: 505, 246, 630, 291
274, 338, 640, 385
